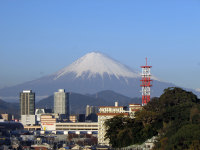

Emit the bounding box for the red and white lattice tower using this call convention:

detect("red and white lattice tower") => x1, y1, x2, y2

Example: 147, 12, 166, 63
140, 58, 152, 106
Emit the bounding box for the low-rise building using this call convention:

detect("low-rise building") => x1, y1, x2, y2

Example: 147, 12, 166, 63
129, 104, 142, 117
69, 115, 78, 123
1, 113, 12, 121
40, 114, 97, 133
35, 108, 52, 124
21, 115, 36, 126
69, 114, 86, 123
40, 114, 57, 131
56, 122, 98, 132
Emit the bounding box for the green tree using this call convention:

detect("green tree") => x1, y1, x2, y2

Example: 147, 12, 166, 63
166, 124, 200, 150
104, 87, 200, 149
104, 115, 130, 147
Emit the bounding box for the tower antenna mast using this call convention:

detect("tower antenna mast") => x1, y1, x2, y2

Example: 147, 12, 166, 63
140, 58, 152, 106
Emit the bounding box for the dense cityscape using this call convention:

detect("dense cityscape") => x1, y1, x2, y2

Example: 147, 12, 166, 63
0, 60, 152, 149
0, 88, 146, 149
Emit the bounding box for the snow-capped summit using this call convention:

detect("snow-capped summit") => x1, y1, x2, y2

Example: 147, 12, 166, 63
54, 52, 140, 80
0, 51, 179, 100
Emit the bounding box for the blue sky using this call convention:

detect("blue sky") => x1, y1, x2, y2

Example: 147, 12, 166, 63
0, 0, 200, 90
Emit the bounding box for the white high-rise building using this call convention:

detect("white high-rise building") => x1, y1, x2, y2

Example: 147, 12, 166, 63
54, 89, 69, 120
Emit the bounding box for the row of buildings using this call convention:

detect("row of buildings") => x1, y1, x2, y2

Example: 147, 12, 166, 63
18, 89, 144, 146
20, 89, 70, 125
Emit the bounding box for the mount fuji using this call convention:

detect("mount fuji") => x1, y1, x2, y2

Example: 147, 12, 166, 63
0, 52, 186, 101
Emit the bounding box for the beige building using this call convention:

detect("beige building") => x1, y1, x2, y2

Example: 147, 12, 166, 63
1, 113, 12, 121
129, 104, 142, 117
40, 114, 57, 131
69, 115, 78, 122
97, 102, 142, 146
97, 102, 129, 145
40, 114, 97, 133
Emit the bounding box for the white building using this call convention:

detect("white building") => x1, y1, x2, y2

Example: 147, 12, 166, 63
40, 114, 98, 134
54, 89, 69, 120
97, 102, 129, 146
97, 102, 142, 146
56, 122, 98, 133
21, 115, 36, 126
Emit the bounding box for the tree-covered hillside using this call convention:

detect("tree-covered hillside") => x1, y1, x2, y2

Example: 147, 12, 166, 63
105, 87, 200, 150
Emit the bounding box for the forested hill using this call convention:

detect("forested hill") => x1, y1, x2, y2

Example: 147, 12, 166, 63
0, 99, 19, 118
105, 87, 200, 149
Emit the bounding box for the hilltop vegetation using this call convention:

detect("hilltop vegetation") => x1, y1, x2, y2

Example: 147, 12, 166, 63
105, 87, 200, 149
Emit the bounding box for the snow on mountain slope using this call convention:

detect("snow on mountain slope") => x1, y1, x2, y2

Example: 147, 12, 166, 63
54, 52, 140, 80
0, 51, 183, 101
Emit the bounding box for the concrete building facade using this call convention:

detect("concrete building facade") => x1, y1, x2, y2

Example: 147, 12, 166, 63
69, 115, 78, 123
97, 102, 129, 145
41, 114, 57, 131
21, 115, 36, 126
86, 105, 98, 122
40, 114, 98, 133
20, 90, 35, 116
1, 114, 12, 121
54, 89, 69, 120
86, 105, 98, 117
20, 90, 36, 125
35, 108, 52, 124
97, 102, 142, 146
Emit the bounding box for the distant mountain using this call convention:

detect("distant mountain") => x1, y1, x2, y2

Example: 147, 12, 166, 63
0, 90, 139, 118
0, 99, 19, 118
0, 52, 198, 101
89, 90, 141, 105
36, 90, 141, 114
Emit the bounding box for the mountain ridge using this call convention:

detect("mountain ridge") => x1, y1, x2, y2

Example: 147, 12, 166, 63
0, 52, 198, 101
0, 90, 140, 117
36, 90, 141, 114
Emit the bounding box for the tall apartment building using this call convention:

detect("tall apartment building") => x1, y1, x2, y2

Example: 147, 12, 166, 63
20, 90, 35, 115
54, 89, 69, 120
20, 90, 36, 125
